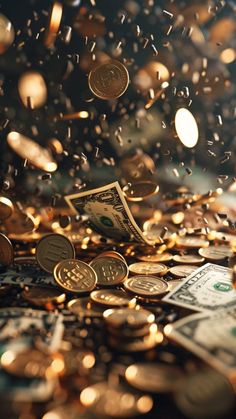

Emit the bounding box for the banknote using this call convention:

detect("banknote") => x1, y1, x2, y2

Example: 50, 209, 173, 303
163, 263, 235, 312
0, 266, 56, 287
165, 307, 236, 379
65, 181, 149, 243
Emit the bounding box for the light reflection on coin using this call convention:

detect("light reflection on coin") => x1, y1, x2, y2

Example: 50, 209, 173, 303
103, 307, 155, 329
0, 233, 14, 266
136, 253, 173, 262
123, 275, 168, 297
90, 289, 135, 307
90, 256, 128, 286
176, 236, 209, 249
36, 233, 75, 273
169, 265, 198, 278
173, 254, 205, 265
198, 245, 232, 261
54, 259, 97, 293
68, 297, 104, 317
129, 262, 167, 276
88, 59, 129, 100
123, 181, 159, 202
22, 286, 66, 306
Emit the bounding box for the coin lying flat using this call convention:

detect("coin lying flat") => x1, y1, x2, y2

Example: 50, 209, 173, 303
169, 265, 198, 278
36, 233, 75, 273
0, 197, 13, 221
136, 253, 173, 262
129, 262, 167, 276
176, 236, 209, 249
1, 348, 64, 378
103, 308, 155, 329
67, 297, 105, 317
123, 275, 168, 297
122, 181, 159, 202
173, 254, 205, 265
198, 245, 232, 261
108, 323, 153, 339
0, 233, 14, 266
88, 59, 129, 100
90, 256, 128, 286
96, 250, 126, 263
54, 259, 97, 293
108, 330, 158, 352
90, 289, 135, 307
125, 363, 184, 393
22, 286, 66, 306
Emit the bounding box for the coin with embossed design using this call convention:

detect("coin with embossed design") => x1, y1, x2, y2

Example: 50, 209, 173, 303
36, 233, 75, 273
169, 265, 198, 278
129, 262, 167, 276
88, 59, 129, 100
90, 289, 135, 307
124, 275, 168, 297
90, 256, 128, 286
54, 259, 97, 293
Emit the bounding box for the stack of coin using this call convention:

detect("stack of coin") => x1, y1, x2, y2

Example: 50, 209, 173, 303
103, 307, 160, 352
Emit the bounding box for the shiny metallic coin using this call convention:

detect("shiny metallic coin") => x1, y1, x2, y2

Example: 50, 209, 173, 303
169, 265, 198, 278
103, 307, 155, 329
1, 348, 64, 378
80, 382, 153, 417
108, 330, 158, 352
123, 275, 168, 297
90, 289, 135, 307
22, 286, 66, 306
88, 59, 129, 100
36, 233, 75, 273
174, 369, 235, 419
60, 348, 95, 377
54, 259, 97, 293
0, 13, 15, 54
4, 210, 36, 234
214, 231, 236, 245
90, 256, 128, 286
198, 245, 232, 261
0, 233, 14, 266
67, 297, 105, 317
136, 253, 173, 262
122, 181, 159, 202
125, 363, 184, 393
173, 254, 205, 265
176, 236, 209, 249
129, 262, 168, 276
0, 197, 13, 221
108, 323, 153, 339
95, 250, 126, 263
167, 279, 182, 292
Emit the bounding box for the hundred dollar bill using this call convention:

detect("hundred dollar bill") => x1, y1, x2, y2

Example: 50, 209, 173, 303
65, 181, 149, 243
163, 263, 235, 313
165, 307, 236, 379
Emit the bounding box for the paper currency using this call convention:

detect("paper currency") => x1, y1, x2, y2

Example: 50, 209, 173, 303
163, 263, 235, 313
65, 181, 148, 243
165, 307, 236, 380
0, 267, 56, 287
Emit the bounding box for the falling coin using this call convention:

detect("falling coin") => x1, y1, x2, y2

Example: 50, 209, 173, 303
169, 265, 199, 278
88, 59, 129, 100
123, 276, 169, 297
122, 181, 159, 202
129, 262, 168, 276
198, 245, 232, 261
90, 256, 128, 286
54, 259, 97, 293
90, 289, 135, 307
36, 233, 75, 273
0, 233, 14, 266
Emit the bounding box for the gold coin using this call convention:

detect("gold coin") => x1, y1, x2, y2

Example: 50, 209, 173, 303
167, 279, 182, 292
1, 348, 64, 378
94, 250, 126, 263
232, 266, 236, 289
0, 197, 13, 221
198, 245, 232, 261
125, 363, 184, 393
176, 236, 209, 249
122, 181, 159, 202
90, 289, 135, 307
107, 323, 152, 339
123, 275, 169, 297
103, 307, 155, 329
36, 233, 75, 273
169, 265, 198, 278
173, 254, 205, 265
22, 286, 66, 306
67, 297, 105, 317
4, 211, 36, 234
0, 233, 14, 266
88, 59, 129, 100
129, 262, 168, 276
108, 330, 158, 352
136, 252, 173, 262
90, 256, 128, 286
54, 259, 97, 293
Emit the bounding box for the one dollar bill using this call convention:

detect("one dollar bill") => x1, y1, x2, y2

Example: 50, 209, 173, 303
166, 307, 236, 380
163, 263, 236, 313
65, 181, 149, 243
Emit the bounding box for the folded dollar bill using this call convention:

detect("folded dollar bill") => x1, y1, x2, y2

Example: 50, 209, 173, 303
163, 263, 235, 313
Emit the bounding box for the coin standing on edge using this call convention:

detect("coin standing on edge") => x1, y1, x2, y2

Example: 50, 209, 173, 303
36, 233, 75, 273
54, 259, 97, 293
88, 59, 129, 100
